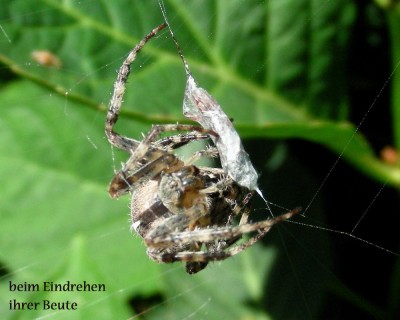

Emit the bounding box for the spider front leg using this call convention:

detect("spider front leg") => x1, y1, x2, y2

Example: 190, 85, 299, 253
185, 146, 219, 165
144, 124, 218, 145
152, 208, 300, 246
109, 130, 217, 198
105, 23, 167, 152
109, 151, 184, 198
129, 124, 218, 167
184, 191, 253, 274
147, 208, 300, 270
145, 189, 253, 248
143, 166, 227, 246
144, 210, 212, 274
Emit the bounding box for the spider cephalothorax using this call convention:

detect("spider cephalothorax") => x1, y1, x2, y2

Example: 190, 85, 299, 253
105, 24, 298, 274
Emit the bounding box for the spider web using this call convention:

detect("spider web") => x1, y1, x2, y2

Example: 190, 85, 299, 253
0, 0, 399, 319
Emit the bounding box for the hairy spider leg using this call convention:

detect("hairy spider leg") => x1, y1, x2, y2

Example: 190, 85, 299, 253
150, 208, 300, 246
154, 132, 211, 150
185, 190, 253, 274
127, 124, 217, 169
185, 146, 219, 165
145, 190, 254, 249
109, 129, 219, 198
147, 208, 300, 266
105, 23, 167, 152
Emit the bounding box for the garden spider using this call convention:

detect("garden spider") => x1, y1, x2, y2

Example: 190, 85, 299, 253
105, 24, 299, 274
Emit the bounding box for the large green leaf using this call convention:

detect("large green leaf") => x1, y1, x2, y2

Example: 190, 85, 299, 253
1, 0, 399, 185
0, 81, 161, 319
0, 80, 329, 318
1, 1, 399, 319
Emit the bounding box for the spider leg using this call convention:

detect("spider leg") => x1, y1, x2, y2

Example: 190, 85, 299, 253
145, 205, 210, 247
237, 192, 253, 225
123, 124, 218, 176
144, 209, 212, 274
147, 190, 253, 269
105, 23, 167, 151
185, 146, 219, 165
149, 208, 300, 247
143, 124, 218, 146
143, 201, 214, 274
154, 132, 211, 150
110, 133, 220, 198
198, 177, 232, 195
109, 152, 184, 198
145, 191, 255, 249
209, 192, 254, 251
109, 129, 218, 198
148, 208, 300, 269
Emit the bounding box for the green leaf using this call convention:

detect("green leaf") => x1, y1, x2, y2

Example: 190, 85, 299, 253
387, 9, 400, 149
1, 0, 398, 186
1, 1, 400, 319
0, 82, 162, 319
10, 236, 132, 319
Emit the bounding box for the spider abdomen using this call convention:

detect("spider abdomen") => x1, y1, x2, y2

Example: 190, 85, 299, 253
130, 180, 169, 238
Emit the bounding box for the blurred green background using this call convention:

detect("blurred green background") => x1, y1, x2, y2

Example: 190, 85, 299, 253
1, 0, 400, 319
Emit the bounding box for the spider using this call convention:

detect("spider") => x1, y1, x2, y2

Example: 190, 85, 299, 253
105, 23, 299, 274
